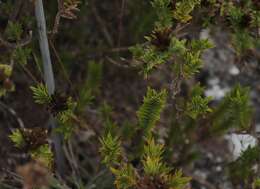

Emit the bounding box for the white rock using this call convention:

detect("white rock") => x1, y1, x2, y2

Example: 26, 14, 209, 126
205, 85, 229, 100
229, 65, 240, 75
225, 133, 257, 161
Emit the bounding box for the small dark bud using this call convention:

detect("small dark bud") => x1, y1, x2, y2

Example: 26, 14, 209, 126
150, 27, 172, 51
3, 78, 13, 90
21, 127, 49, 151
168, 0, 177, 10
239, 14, 252, 28
47, 92, 68, 116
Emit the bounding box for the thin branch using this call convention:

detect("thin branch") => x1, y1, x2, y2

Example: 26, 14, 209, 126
49, 40, 73, 89
91, 4, 114, 47
50, 0, 64, 36
19, 62, 39, 84
117, 0, 126, 48
106, 56, 142, 68
0, 101, 25, 129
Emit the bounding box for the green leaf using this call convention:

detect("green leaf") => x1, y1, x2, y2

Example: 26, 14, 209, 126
5, 21, 23, 41
173, 0, 201, 23
253, 178, 260, 189
166, 170, 191, 189
186, 85, 212, 119
9, 129, 25, 148
110, 164, 137, 189
142, 138, 170, 176
100, 132, 122, 166
30, 84, 52, 104
12, 47, 31, 66
0, 64, 13, 77
137, 88, 167, 135
30, 144, 53, 169
212, 84, 253, 134
56, 97, 76, 123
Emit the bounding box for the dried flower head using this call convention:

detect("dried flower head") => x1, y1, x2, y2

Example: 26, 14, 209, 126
21, 127, 49, 151
61, 0, 81, 19
150, 27, 172, 51
47, 92, 69, 116
17, 160, 50, 189
137, 176, 167, 189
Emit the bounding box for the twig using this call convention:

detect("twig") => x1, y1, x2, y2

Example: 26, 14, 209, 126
106, 56, 142, 68
18, 62, 39, 84
51, 11, 62, 36
0, 101, 25, 129
49, 40, 73, 89
91, 4, 114, 47
50, 0, 64, 36
32, 52, 44, 79
0, 31, 32, 49
117, 0, 126, 48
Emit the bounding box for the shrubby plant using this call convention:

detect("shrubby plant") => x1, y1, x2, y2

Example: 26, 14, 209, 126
0, 0, 259, 188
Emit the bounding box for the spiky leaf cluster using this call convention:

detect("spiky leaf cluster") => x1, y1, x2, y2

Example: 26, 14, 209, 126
220, 1, 259, 55
57, 96, 76, 123
151, 0, 172, 28
132, 35, 213, 78
9, 129, 53, 169
5, 21, 22, 41
173, 0, 201, 23
31, 144, 53, 169
0, 64, 15, 97
31, 84, 76, 124
12, 47, 31, 66
212, 84, 252, 134
100, 132, 122, 166
229, 146, 260, 185
110, 164, 137, 189
137, 88, 167, 135
172, 38, 214, 78
9, 129, 25, 148
186, 85, 212, 119
130, 0, 213, 77
100, 87, 190, 189
30, 84, 52, 105
142, 138, 169, 176
165, 170, 191, 189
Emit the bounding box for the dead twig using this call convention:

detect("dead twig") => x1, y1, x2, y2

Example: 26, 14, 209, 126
49, 40, 74, 89
117, 0, 126, 48
50, 0, 64, 36
0, 101, 25, 129
106, 56, 142, 68
50, 0, 80, 36
91, 4, 114, 47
